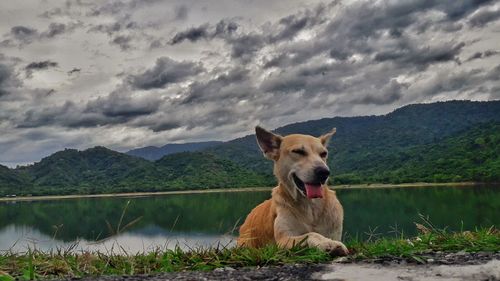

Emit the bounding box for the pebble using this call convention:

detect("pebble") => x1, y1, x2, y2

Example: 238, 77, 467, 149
333, 257, 349, 263
213, 267, 235, 272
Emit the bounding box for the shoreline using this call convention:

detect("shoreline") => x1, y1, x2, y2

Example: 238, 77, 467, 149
0, 182, 490, 202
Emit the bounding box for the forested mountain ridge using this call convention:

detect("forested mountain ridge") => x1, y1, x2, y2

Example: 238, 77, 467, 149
7, 148, 269, 195
206, 100, 500, 179
126, 141, 223, 161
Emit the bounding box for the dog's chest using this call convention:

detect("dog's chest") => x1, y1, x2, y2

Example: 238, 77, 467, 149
300, 203, 335, 237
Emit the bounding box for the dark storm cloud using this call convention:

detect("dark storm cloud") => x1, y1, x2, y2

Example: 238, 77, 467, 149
41, 23, 67, 38
9, 26, 38, 43
436, 0, 493, 20
18, 92, 162, 129
85, 92, 160, 118
128, 57, 204, 90
149, 39, 162, 49
149, 121, 183, 132
227, 34, 265, 61
0, 64, 14, 97
260, 62, 354, 94
374, 42, 465, 69
469, 8, 500, 27
111, 35, 133, 50
465, 50, 500, 62
257, 0, 494, 69
25, 60, 58, 71
38, 7, 65, 19
0, 59, 22, 98
169, 3, 326, 61
89, 22, 122, 35
87, 0, 163, 17
418, 68, 492, 98
169, 20, 238, 45
181, 66, 251, 104
88, 15, 141, 36
263, 54, 289, 69
170, 25, 210, 44
25, 60, 58, 78
145, 104, 250, 133
68, 68, 81, 75
18, 101, 76, 128
269, 2, 330, 43
174, 5, 189, 21
214, 20, 238, 37
4, 23, 77, 46
355, 80, 407, 105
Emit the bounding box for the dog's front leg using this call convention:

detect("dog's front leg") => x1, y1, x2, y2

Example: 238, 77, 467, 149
274, 216, 349, 256
276, 231, 348, 256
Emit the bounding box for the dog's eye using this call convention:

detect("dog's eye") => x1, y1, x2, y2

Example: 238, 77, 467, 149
291, 149, 307, 156
320, 151, 328, 158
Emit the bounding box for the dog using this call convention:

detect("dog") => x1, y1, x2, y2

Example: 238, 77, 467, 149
237, 126, 348, 256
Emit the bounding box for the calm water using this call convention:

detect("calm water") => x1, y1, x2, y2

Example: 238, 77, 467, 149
0, 185, 499, 253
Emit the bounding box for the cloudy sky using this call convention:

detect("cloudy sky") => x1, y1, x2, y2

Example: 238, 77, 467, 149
0, 0, 499, 167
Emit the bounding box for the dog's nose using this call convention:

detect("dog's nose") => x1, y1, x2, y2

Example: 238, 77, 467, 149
314, 166, 330, 183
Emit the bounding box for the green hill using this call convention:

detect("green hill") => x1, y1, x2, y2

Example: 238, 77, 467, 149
155, 152, 270, 189
206, 100, 500, 183
333, 122, 500, 184
3, 148, 269, 196
15, 146, 163, 195
0, 165, 32, 194
0, 100, 499, 196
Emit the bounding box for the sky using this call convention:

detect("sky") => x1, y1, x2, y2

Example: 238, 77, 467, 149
0, 0, 499, 167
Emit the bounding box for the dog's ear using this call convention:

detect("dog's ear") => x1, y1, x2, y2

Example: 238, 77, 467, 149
320, 128, 336, 146
255, 126, 282, 160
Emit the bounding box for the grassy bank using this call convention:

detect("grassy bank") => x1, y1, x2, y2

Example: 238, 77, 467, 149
0, 227, 498, 280
0, 182, 488, 202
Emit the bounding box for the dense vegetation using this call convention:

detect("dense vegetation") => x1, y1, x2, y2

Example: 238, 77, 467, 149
0, 165, 32, 195
333, 122, 500, 184
207, 100, 500, 185
4, 149, 269, 196
0, 100, 499, 196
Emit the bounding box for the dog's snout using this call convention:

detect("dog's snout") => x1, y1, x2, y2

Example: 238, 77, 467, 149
314, 166, 330, 183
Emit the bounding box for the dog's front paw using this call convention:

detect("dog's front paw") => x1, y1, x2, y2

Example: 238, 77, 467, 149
315, 239, 349, 256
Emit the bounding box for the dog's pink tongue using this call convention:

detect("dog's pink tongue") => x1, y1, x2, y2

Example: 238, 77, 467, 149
305, 183, 323, 199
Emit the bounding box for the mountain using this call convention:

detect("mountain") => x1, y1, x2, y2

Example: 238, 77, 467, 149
155, 152, 271, 189
333, 122, 500, 184
4, 147, 268, 196
16, 146, 163, 194
127, 141, 223, 161
206, 100, 500, 182
0, 165, 32, 194
1, 100, 499, 196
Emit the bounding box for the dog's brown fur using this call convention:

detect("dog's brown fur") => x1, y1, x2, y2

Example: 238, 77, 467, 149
237, 127, 348, 255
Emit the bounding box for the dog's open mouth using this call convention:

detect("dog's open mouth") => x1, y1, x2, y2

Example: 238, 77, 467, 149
292, 173, 323, 199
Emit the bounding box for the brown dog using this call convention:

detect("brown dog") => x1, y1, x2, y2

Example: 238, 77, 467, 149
237, 126, 348, 255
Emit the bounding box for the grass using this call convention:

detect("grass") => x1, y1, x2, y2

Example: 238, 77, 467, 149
0, 226, 498, 280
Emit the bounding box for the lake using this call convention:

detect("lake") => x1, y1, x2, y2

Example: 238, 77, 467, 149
0, 185, 498, 254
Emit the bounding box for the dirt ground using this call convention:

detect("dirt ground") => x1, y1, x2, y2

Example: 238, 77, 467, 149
316, 259, 500, 281
62, 251, 500, 281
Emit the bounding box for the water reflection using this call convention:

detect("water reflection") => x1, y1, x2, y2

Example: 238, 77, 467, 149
0, 225, 235, 253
